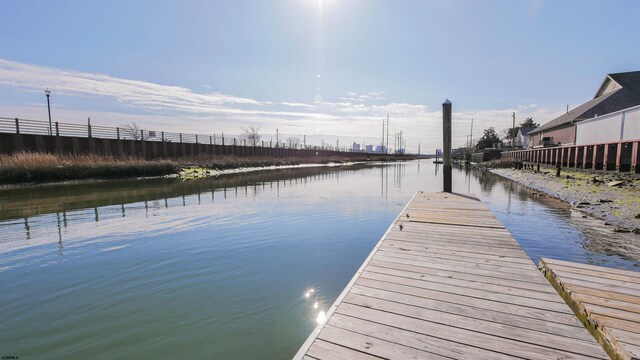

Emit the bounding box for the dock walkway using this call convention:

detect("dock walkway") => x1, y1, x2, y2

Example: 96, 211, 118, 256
540, 258, 640, 359
294, 192, 608, 359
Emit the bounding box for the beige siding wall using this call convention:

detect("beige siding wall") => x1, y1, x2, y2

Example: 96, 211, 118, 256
528, 124, 575, 148
575, 106, 640, 145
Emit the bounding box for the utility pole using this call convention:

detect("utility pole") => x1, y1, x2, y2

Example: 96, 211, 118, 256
386, 113, 389, 154
418, 142, 421, 156
470, 118, 474, 150
512, 112, 516, 148
381, 119, 385, 152
393, 133, 397, 154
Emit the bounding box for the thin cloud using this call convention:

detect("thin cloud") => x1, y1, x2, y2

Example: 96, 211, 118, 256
0, 59, 267, 110
341, 90, 386, 102
0, 59, 562, 152
280, 102, 317, 108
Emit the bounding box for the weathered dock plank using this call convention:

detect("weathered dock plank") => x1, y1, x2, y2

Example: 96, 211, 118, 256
540, 257, 640, 360
294, 192, 607, 359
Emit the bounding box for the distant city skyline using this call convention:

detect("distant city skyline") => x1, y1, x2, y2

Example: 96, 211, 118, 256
1, 0, 639, 152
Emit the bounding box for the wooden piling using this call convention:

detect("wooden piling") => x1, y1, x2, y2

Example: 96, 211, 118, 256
442, 99, 452, 193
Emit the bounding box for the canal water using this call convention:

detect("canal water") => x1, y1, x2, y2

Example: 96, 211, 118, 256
0, 160, 637, 359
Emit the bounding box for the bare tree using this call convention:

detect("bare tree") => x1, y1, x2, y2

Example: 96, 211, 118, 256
240, 126, 261, 146
120, 121, 153, 140
286, 136, 301, 149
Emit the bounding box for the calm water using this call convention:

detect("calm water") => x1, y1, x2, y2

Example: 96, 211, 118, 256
0, 160, 638, 359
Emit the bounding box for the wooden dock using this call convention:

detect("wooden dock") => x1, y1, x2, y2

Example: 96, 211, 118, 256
540, 258, 640, 360
294, 192, 608, 360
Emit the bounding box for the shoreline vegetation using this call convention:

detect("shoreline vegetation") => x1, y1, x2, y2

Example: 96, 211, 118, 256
0, 152, 414, 185
478, 159, 640, 233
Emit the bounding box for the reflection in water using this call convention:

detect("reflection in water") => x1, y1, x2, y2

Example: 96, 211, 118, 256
0, 164, 395, 253
1, 161, 638, 265
23, 217, 30, 240
0, 160, 638, 360
457, 164, 640, 267
0, 164, 380, 221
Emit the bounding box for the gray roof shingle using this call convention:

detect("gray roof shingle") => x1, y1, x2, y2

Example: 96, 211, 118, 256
530, 70, 640, 134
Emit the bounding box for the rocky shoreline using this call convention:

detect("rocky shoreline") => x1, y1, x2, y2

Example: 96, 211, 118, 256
487, 166, 640, 234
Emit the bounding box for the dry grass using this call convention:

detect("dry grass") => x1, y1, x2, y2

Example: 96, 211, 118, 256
0, 152, 178, 183
1, 152, 141, 167
0, 152, 410, 184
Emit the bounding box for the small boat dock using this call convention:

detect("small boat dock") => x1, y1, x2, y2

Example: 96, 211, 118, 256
540, 258, 640, 359
293, 191, 608, 359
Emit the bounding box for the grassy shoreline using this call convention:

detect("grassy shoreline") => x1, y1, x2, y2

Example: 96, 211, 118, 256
0, 152, 412, 184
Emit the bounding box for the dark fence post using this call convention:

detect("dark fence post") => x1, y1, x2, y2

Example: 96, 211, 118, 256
117, 127, 120, 140
88, 117, 92, 138
15, 118, 19, 134
196, 134, 198, 144
442, 99, 452, 193
209, 135, 212, 145
140, 129, 144, 140
161, 131, 164, 142
180, 133, 182, 143
55, 122, 59, 136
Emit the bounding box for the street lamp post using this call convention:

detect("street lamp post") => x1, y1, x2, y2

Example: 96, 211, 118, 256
45, 88, 52, 135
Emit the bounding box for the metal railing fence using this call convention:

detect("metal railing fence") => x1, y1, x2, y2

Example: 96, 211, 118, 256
0, 117, 359, 152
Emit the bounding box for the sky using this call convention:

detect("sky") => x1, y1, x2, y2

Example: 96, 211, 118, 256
1, 0, 639, 152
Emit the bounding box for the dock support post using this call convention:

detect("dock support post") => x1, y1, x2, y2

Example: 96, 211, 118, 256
616, 142, 622, 172
442, 99, 452, 193
632, 141, 639, 173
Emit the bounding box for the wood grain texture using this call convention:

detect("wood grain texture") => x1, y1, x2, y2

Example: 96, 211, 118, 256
540, 257, 640, 360
293, 192, 607, 359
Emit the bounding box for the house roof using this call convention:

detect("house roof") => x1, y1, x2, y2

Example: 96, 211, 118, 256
505, 127, 519, 139
530, 70, 640, 135
519, 127, 535, 135
607, 71, 640, 96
